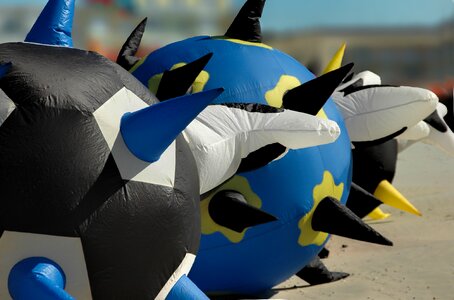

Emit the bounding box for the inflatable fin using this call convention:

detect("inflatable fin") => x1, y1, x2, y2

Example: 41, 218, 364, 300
187, 103, 340, 194
424, 108, 448, 132
25, 0, 75, 47
374, 180, 422, 216
225, 0, 265, 42
0, 62, 12, 78
312, 197, 393, 246
322, 43, 346, 74
346, 182, 383, 219
367, 207, 391, 220
209, 190, 277, 232
121, 88, 224, 162
117, 18, 147, 70
156, 53, 213, 101
296, 256, 349, 285
283, 63, 354, 115
352, 127, 407, 148
166, 275, 209, 300
8, 257, 74, 300
237, 143, 286, 173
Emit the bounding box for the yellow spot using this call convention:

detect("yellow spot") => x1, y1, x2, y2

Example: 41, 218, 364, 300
201, 176, 262, 243
148, 62, 210, 95
265, 75, 301, 108
322, 43, 346, 75
265, 74, 329, 118
213, 36, 273, 50
298, 171, 344, 246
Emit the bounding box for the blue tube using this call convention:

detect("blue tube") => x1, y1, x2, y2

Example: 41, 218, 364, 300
166, 275, 209, 300
8, 257, 75, 300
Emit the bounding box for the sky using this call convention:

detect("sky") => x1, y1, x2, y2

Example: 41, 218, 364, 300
249, 0, 454, 31
2, 0, 454, 31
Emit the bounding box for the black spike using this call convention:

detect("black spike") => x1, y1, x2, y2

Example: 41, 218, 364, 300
225, 0, 265, 42
156, 53, 213, 101
283, 63, 354, 115
318, 247, 330, 259
209, 190, 277, 232
424, 109, 448, 133
341, 72, 355, 84
346, 182, 383, 219
296, 256, 349, 285
237, 143, 286, 173
312, 196, 393, 246
116, 18, 147, 70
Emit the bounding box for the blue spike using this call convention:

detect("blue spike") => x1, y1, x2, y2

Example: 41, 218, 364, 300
0, 62, 12, 79
166, 275, 209, 300
8, 257, 75, 300
25, 0, 75, 47
121, 88, 224, 163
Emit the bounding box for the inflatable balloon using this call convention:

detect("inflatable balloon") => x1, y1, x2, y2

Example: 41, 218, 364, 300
0, 1, 226, 299
113, 0, 446, 293
115, 0, 405, 294
0, 41, 217, 299
0, 1, 347, 299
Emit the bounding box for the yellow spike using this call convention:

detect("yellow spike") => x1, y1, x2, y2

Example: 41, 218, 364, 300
322, 43, 346, 74
374, 180, 422, 216
367, 207, 391, 220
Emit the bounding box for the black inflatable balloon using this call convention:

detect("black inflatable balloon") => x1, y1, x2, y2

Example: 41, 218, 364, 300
0, 42, 205, 299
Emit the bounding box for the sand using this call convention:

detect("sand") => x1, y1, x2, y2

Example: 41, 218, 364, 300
271, 143, 454, 300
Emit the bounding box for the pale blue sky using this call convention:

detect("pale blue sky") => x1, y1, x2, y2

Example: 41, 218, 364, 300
3, 0, 454, 30
250, 0, 454, 31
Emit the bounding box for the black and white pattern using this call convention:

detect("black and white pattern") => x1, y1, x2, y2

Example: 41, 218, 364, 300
0, 42, 200, 299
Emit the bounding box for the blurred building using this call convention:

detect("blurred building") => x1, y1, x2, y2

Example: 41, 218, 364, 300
79, 0, 234, 59
0, 5, 43, 44
0, 0, 233, 60
266, 18, 454, 86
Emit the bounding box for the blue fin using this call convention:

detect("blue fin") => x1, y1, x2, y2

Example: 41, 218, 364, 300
8, 257, 75, 300
120, 88, 224, 163
166, 275, 209, 300
25, 0, 75, 47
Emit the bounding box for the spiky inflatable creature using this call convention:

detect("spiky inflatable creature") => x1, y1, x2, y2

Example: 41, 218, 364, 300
116, 1, 391, 295
117, 0, 441, 294
0, 41, 215, 300
0, 1, 345, 298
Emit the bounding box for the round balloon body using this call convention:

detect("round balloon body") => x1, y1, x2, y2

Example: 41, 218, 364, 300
0, 42, 201, 299
132, 36, 353, 294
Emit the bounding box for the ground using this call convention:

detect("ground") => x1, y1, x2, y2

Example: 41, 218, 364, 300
272, 143, 454, 300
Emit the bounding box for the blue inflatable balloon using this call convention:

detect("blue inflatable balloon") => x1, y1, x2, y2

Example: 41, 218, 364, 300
129, 17, 353, 299
121, 0, 395, 295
